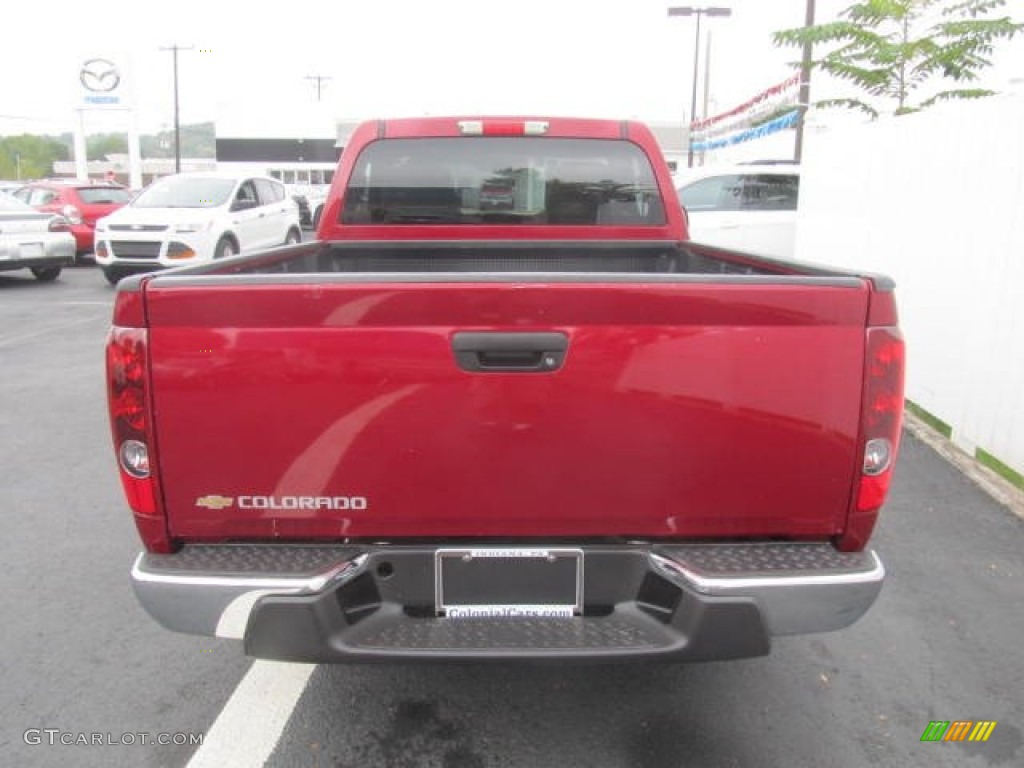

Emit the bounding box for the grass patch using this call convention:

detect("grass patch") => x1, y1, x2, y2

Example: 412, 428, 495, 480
975, 448, 1024, 491
905, 400, 953, 438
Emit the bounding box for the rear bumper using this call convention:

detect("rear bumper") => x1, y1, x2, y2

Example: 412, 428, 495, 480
131, 542, 883, 662
0, 255, 75, 273
0, 235, 75, 271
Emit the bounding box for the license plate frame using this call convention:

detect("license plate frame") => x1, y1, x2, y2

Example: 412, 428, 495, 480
434, 547, 583, 618
19, 242, 44, 260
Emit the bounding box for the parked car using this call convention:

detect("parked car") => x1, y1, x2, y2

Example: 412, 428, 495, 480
12, 180, 132, 260
94, 172, 302, 286
675, 164, 800, 259
0, 193, 76, 281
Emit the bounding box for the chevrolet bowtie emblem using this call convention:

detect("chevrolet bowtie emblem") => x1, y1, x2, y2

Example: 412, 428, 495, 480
196, 495, 234, 510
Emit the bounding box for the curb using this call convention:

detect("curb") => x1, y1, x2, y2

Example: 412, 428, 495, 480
903, 410, 1024, 522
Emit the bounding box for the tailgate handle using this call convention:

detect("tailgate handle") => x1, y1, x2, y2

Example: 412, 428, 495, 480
452, 332, 568, 372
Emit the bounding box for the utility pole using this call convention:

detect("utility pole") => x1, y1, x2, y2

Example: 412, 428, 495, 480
305, 75, 332, 102
794, 0, 816, 163
667, 6, 732, 168
702, 30, 713, 167
688, 11, 702, 167
159, 44, 194, 173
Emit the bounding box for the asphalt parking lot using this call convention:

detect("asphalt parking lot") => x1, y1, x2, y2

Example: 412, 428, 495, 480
1, 264, 1022, 768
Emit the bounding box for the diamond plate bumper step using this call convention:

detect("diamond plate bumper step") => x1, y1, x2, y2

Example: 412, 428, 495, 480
132, 542, 883, 662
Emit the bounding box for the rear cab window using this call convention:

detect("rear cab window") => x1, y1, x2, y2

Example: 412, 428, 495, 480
77, 187, 133, 205
341, 137, 666, 226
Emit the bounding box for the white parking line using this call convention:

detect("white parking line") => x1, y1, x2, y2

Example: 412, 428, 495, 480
187, 661, 315, 768
0, 316, 104, 348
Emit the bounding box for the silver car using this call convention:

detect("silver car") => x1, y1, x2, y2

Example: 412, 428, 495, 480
0, 193, 76, 281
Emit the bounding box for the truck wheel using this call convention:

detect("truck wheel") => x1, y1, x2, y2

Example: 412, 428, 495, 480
214, 237, 238, 259
102, 267, 125, 286
284, 228, 301, 246
30, 266, 62, 282
312, 206, 323, 229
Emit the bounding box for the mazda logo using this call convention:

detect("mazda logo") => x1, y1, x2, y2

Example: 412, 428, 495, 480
80, 59, 120, 93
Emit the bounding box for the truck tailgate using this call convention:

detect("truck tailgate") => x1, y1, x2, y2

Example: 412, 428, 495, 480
143, 277, 869, 541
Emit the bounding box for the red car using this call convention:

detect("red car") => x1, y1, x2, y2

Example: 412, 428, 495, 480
13, 180, 132, 259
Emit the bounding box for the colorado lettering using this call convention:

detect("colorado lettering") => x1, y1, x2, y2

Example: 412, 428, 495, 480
237, 496, 368, 510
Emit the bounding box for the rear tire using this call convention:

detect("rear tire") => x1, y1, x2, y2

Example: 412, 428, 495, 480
214, 236, 238, 259
284, 228, 301, 246
102, 267, 126, 286
312, 206, 323, 229
30, 266, 61, 282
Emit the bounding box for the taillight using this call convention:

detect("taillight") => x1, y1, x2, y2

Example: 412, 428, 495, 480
107, 320, 171, 552
48, 216, 71, 233
61, 204, 83, 225
109, 333, 147, 433
838, 326, 905, 551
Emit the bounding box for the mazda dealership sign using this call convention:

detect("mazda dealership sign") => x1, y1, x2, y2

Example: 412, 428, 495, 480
79, 57, 131, 108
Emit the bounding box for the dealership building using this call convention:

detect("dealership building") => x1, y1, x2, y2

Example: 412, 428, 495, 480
53, 99, 688, 186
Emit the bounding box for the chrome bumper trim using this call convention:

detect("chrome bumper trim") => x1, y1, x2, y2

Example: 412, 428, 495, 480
649, 549, 885, 636
130, 553, 366, 639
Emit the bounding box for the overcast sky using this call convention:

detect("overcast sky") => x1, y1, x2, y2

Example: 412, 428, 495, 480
2, 0, 1022, 138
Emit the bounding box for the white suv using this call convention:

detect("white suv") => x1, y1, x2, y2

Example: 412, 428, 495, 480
675, 164, 800, 259
95, 172, 302, 285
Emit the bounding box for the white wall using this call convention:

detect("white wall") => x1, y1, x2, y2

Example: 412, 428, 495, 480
794, 93, 1024, 479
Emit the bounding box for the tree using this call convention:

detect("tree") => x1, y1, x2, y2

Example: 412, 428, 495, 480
773, 0, 1023, 118
87, 133, 128, 161
0, 135, 70, 180
140, 123, 215, 159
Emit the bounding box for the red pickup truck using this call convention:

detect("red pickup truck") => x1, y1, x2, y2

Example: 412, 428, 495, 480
109, 116, 904, 662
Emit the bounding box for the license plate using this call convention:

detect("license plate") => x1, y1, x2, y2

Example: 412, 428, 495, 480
20, 243, 44, 259
435, 548, 583, 618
